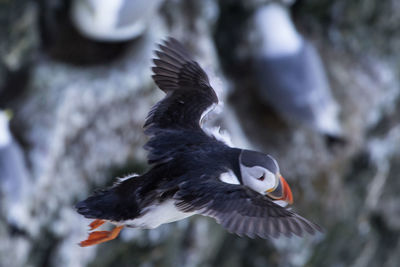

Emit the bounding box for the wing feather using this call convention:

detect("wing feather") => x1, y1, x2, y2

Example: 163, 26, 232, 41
148, 37, 217, 129
174, 179, 321, 239
144, 38, 220, 165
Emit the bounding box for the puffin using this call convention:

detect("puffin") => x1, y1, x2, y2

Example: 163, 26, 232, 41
76, 37, 321, 247
252, 3, 342, 138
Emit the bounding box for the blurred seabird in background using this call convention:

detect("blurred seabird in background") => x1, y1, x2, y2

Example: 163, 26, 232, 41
0, 110, 30, 227
71, 0, 164, 41
252, 3, 342, 139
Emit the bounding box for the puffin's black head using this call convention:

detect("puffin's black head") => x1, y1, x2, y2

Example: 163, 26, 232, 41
239, 150, 293, 204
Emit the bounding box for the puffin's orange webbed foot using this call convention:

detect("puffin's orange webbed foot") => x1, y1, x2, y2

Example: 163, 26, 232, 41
89, 219, 105, 230
79, 225, 124, 247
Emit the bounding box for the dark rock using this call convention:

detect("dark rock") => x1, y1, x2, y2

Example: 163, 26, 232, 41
0, 0, 38, 107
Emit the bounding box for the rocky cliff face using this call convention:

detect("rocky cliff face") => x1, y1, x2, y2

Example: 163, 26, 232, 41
1, 0, 400, 266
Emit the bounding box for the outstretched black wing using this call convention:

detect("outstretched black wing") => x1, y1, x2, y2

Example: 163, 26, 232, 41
144, 38, 220, 165
174, 179, 321, 239
145, 37, 218, 133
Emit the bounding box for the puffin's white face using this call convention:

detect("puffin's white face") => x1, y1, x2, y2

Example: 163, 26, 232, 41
240, 165, 278, 194
239, 150, 293, 204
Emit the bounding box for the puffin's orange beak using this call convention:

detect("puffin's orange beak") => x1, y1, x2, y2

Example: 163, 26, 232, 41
279, 175, 293, 205
266, 174, 293, 205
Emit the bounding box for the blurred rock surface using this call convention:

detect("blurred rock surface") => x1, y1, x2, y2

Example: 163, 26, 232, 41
0, 0, 400, 266
0, 0, 38, 108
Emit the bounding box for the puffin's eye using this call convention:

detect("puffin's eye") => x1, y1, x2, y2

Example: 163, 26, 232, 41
257, 174, 265, 181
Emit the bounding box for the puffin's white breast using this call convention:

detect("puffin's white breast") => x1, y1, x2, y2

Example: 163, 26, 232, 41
119, 199, 195, 229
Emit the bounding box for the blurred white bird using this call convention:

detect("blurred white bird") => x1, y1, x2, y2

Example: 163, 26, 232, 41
0, 110, 30, 227
71, 0, 163, 41
252, 3, 342, 138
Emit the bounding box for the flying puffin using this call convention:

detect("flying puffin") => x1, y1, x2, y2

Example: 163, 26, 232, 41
76, 37, 321, 247
252, 3, 342, 138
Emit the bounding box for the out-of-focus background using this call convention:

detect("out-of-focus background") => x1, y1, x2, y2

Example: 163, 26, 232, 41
1, 0, 400, 266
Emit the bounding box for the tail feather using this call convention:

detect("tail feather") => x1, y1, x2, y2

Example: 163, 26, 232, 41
75, 190, 118, 220
75, 177, 141, 221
